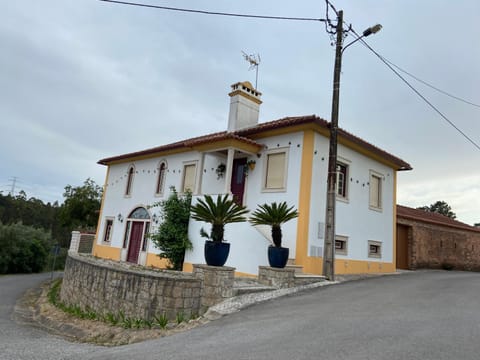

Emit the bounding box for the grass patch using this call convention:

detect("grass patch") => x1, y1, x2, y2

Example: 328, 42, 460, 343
47, 280, 197, 330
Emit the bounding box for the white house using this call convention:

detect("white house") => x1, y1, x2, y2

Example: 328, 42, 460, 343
92, 81, 411, 276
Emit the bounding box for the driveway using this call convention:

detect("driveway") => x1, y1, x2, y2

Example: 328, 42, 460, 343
0, 273, 97, 360
2, 271, 480, 359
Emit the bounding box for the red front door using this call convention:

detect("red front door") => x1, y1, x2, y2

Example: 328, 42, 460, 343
231, 158, 247, 205
127, 221, 144, 263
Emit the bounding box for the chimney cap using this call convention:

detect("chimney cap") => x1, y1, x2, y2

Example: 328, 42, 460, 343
229, 81, 262, 101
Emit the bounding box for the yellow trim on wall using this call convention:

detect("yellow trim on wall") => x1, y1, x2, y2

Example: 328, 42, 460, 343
93, 244, 122, 260
191, 139, 262, 154
295, 130, 315, 267
234, 271, 258, 278
92, 166, 110, 255
183, 262, 194, 273
145, 253, 171, 269
302, 257, 395, 275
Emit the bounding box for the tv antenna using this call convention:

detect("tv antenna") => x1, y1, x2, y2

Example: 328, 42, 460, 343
242, 51, 261, 89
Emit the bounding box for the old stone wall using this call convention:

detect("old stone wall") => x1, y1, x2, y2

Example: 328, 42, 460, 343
193, 264, 234, 312
398, 218, 480, 271
258, 266, 295, 288
60, 254, 202, 320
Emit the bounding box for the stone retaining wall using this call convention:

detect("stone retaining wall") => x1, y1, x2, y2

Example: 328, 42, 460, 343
258, 266, 296, 288
60, 254, 202, 320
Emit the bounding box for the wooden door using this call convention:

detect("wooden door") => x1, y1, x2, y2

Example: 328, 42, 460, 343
396, 224, 410, 269
230, 158, 247, 206
127, 221, 144, 263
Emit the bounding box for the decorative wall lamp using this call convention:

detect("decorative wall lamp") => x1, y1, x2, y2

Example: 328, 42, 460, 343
247, 159, 256, 171
117, 213, 124, 223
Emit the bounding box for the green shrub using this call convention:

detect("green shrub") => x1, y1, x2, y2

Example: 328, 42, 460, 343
0, 223, 52, 274
150, 187, 192, 270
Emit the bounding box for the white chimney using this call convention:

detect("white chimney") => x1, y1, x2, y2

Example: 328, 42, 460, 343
227, 81, 262, 132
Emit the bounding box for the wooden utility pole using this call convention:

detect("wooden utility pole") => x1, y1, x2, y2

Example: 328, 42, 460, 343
323, 10, 343, 281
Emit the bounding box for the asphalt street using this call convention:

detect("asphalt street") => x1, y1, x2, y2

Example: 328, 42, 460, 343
2, 270, 479, 360
0, 272, 97, 360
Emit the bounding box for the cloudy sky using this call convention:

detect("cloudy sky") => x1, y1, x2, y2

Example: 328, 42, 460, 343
1, 0, 479, 224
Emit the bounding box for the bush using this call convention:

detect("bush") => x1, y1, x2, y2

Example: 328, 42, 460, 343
150, 187, 192, 270
0, 222, 52, 274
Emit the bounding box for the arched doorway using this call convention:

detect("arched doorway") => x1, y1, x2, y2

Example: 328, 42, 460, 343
124, 207, 151, 264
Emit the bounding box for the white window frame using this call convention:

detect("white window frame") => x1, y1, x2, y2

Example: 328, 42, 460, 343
102, 217, 114, 244
182, 161, 198, 194
369, 170, 383, 211
336, 158, 350, 202
335, 235, 348, 256
262, 148, 288, 192
155, 160, 168, 196
368, 240, 382, 258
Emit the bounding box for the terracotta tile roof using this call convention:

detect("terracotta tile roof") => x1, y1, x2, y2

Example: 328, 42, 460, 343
98, 131, 262, 165
397, 205, 480, 233
236, 115, 412, 171
98, 114, 412, 171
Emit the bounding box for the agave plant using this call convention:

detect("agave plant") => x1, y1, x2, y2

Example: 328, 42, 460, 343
249, 202, 299, 248
190, 194, 249, 242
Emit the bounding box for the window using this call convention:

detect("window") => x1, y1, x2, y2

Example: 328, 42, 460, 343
141, 222, 150, 252
182, 163, 197, 193
368, 240, 382, 258
125, 165, 135, 196
335, 235, 348, 255
264, 151, 287, 190
369, 172, 382, 210
103, 218, 113, 243
336, 163, 348, 198
122, 221, 131, 248
155, 162, 167, 195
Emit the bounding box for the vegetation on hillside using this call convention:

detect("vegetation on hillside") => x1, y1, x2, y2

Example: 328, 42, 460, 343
0, 178, 102, 274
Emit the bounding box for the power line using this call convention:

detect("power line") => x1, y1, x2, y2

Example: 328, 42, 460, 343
380, 58, 480, 108
99, 0, 326, 22
349, 28, 480, 152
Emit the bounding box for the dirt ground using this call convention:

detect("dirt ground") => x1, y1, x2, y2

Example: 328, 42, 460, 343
15, 280, 209, 346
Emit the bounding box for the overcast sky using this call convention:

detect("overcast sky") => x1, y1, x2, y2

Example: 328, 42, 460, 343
1, 0, 479, 225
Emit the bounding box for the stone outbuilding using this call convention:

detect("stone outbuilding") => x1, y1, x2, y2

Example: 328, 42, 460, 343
396, 205, 480, 271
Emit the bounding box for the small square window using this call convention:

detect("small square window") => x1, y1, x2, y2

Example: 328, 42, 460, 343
368, 240, 382, 258
335, 235, 348, 255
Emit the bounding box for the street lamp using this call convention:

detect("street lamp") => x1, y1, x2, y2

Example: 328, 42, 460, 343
322, 11, 382, 281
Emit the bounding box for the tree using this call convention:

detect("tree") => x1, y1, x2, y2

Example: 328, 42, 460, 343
150, 187, 192, 270
0, 223, 51, 274
417, 200, 456, 219
59, 178, 102, 231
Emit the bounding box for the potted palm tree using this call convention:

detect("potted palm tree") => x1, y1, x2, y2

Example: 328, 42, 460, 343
190, 194, 249, 266
249, 202, 299, 268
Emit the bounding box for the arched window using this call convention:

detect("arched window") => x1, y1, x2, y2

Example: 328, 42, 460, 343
125, 165, 135, 196
156, 161, 167, 195
128, 207, 150, 219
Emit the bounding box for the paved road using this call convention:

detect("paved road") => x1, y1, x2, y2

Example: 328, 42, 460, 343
76, 270, 480, 360
0, 273, 97, 360
2, 271, 480, 359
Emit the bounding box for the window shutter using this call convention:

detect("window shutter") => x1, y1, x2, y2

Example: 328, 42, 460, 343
266, 152, 286, 189
369, 175, 381, 208
183, 164, 196, 192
